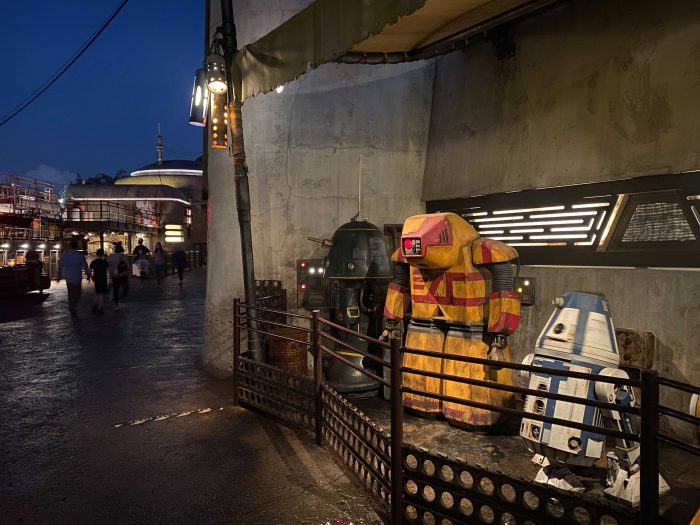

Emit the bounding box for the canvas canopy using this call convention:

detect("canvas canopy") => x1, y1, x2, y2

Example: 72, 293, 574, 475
235, 0, 549, 101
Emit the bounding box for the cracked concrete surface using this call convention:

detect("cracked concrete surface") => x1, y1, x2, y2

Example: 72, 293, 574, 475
0, 270, 383, 524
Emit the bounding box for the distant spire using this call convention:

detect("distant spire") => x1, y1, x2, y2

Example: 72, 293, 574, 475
156, 123, 164, 165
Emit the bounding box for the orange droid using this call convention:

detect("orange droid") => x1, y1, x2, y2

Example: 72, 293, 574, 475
383, 212, 521, 429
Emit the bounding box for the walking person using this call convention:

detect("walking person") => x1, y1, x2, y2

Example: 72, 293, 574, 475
56, 239, 90, 318
107, 242, 129, 310
172, 246, 187, 286
153, 242, 166, 286
132, 238, 150, 287
89, 248, 109, 315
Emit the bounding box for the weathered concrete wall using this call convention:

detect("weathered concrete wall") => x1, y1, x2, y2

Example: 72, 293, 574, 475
244, 61, 434, 289
510, 266, 700, 442
423, 0, 700, 200
203, 0, 433, 376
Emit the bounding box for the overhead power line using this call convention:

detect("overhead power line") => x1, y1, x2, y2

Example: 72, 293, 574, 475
0, 0, 129, 129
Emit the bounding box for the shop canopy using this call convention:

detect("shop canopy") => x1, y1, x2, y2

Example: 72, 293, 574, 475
235, 0, 556, 101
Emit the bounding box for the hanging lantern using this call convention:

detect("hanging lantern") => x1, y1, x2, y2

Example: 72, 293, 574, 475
188, 68, 209, 126
209, 92, 228, 149
206, 53, 227, 94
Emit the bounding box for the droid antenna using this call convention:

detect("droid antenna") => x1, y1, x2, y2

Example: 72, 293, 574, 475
354, 153, 367, 221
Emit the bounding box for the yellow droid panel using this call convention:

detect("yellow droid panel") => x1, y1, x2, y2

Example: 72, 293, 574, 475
384, 212, 522, 429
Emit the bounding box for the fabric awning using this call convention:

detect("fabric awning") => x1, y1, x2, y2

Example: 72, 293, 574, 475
236, 0, 548, 101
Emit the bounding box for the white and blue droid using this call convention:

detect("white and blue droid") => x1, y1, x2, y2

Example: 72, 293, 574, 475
520, 291, 668, 506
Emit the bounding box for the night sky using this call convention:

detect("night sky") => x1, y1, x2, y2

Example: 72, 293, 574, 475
0, 1, 204, 188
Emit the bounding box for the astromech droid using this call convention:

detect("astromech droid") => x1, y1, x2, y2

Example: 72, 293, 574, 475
520, 291, 669, 506
309, 217, 393, 395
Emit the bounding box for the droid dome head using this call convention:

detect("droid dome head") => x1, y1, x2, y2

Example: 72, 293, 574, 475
536, 291, 620, 368
400, 212, 479, 269
323, 218, 393, 280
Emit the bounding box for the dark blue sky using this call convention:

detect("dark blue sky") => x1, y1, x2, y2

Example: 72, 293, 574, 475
0, 1, 204, 187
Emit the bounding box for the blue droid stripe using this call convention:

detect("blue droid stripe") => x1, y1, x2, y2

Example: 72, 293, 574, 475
562, 292, 608, 315
571, 310, 589, 357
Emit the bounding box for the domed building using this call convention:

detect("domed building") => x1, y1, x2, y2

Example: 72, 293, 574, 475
62, 132, 207, 262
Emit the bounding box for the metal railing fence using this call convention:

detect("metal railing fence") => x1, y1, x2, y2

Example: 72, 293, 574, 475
233, 301, 699, 525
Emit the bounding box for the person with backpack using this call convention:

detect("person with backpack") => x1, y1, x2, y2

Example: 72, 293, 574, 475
108, 242, 130, 310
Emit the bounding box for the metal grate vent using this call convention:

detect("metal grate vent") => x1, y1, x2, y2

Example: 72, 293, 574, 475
621, 202, 696, 243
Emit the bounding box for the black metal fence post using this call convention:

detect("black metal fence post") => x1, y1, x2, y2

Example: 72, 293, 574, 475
640, 368, 660, 524
390, 336, 403, 524
312, 310, 322, 446
233, 298, 240, 406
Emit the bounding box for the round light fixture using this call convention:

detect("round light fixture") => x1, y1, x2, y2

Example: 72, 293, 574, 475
206, 53, 227, 94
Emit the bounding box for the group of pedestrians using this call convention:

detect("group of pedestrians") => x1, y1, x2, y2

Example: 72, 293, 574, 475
56, 239, 188, 317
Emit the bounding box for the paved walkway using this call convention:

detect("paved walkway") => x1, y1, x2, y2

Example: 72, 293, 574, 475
0, 270, 382, 524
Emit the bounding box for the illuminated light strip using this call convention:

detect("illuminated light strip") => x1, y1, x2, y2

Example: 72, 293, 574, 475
490, 236, 523, 241
510, 228, 544, 233
492, 206, 564, 215
687, 195, 700, 201
130, 169, 202, 177
595, 211, 607, 230
551, 219, 595, 232
475, 219, 585, 228
529, 211, 598, 219
551, 226, 592, 232
471, 215, 524, 223
69, 196, 191, 205
599, 194, 624, 247
509, 242, 567, 247
478, 230, 504, 235
572, 202, 610, 209
463, 211, 488, 217
574, 234, 597, 246
530, 234, 588, 240
691, 205, 700, 227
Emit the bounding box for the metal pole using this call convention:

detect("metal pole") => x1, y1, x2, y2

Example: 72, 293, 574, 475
640, 368, 660, 524
233, 297, 240, 406
312, 310, 323, 446
390, 336, 403, 524
220, 0, 262, 362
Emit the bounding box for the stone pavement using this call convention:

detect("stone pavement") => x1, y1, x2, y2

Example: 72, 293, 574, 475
0, 269, 383, 524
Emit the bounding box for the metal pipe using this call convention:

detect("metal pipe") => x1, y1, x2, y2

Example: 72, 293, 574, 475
241, 303, 313, 319
219, 0, 262, 361
401, 386, 638, 442
402, 365, 640, 415
312, 311, 323, 446
640, 369, 660, 523
319, 344, 389, 387
236, 316, 313, 333
233, 297, 240, 405
318, 317, 391, 348
657, 376, 700, 396
658, 433, 700, 457
234, 324, 311, 347
318, 330, 391, 368
658, 404, 700, 426
403, 347, 641, 386
390, 337, 403, 524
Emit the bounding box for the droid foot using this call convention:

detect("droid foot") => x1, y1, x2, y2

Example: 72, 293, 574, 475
534, 466, 585, 493
604, 452, 670, 507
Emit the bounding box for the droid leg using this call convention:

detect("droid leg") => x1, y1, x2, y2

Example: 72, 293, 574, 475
596, 372, 670, 506
604, 447, 670, 507
531, 455, 585, 493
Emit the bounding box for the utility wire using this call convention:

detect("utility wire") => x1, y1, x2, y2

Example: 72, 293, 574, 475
0, 0, 129, 129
